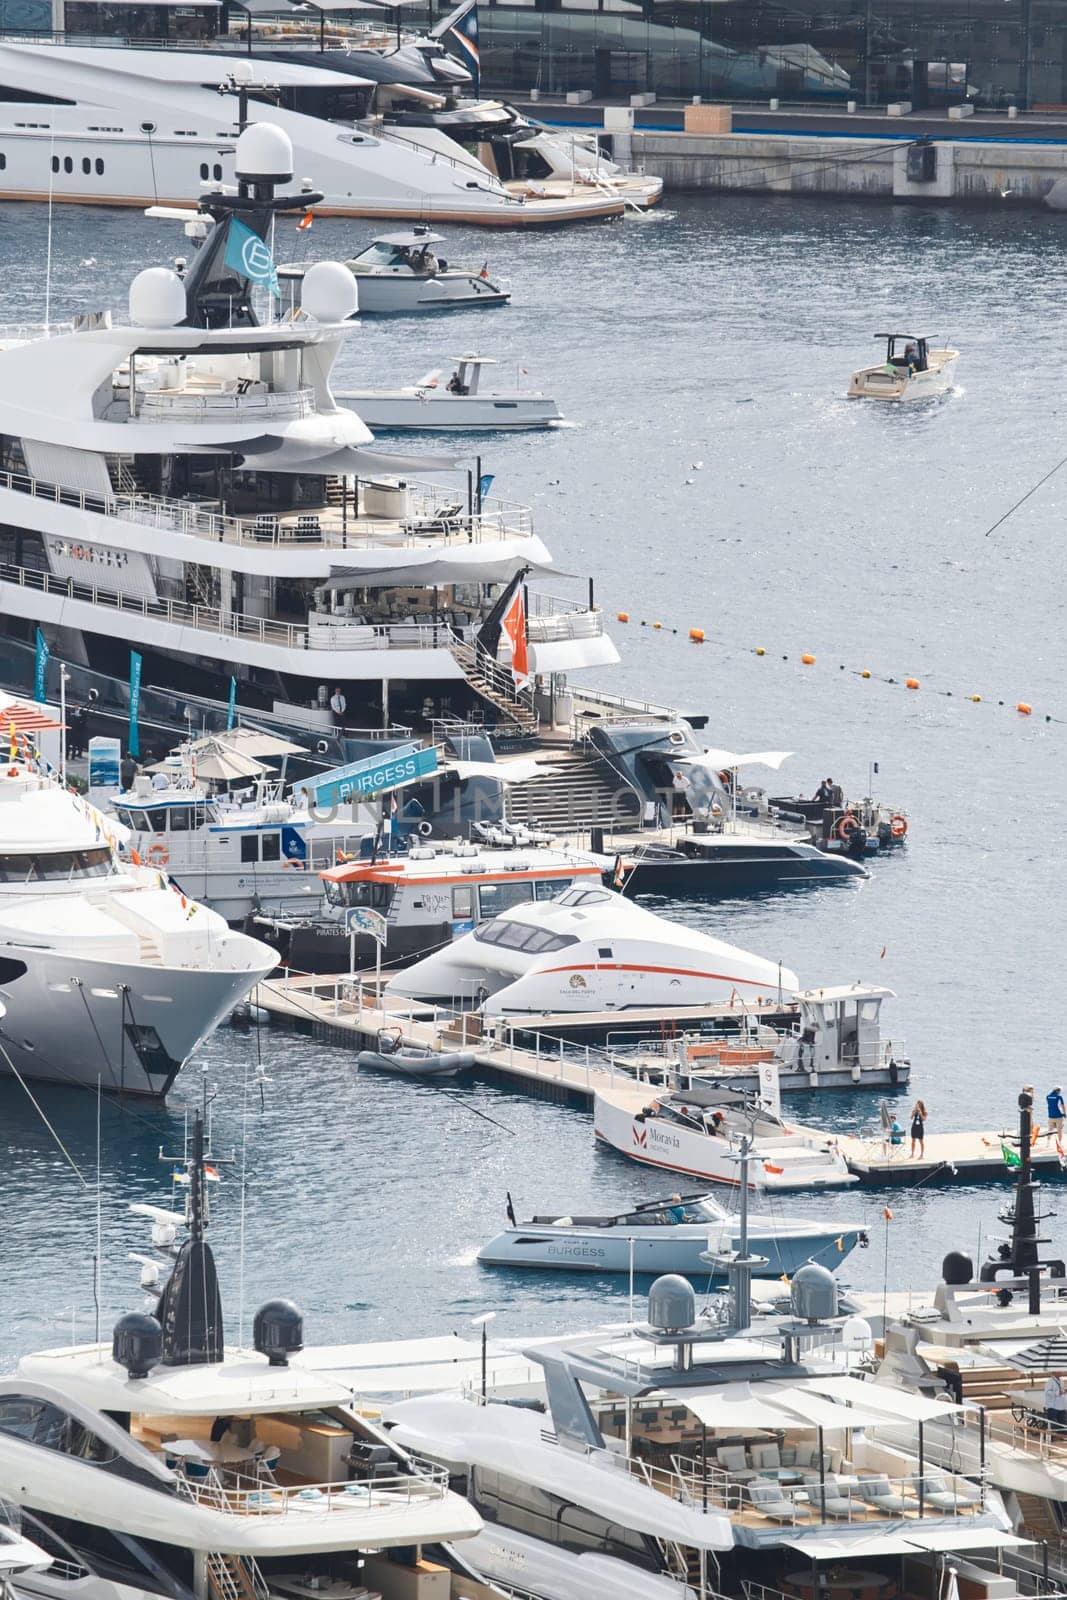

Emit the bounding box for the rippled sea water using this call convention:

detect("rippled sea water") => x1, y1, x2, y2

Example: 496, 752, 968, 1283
1, 193, 1065, 1358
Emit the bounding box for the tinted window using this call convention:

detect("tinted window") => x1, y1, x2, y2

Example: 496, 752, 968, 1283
478, 880, 535, 919
452, 887, 474, 919
261, 833, 280, 862
240, 835, 258, 863
535, 877, 571, 900
168, 808, 192, 832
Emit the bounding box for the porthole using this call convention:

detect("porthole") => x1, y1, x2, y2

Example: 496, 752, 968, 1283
63, 156, 72, 174
199, 162, 208, 180
213, 163, 222, 181
81, 157, 90, 175
95, 158, 104, 175
50, 154, 58, 173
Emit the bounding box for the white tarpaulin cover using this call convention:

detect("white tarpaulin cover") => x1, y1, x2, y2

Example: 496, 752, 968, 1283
904, 1528, 1028, 1552
806, 1375, 963, 1421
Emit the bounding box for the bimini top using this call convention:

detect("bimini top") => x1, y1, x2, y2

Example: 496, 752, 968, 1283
373, 229, 446, 247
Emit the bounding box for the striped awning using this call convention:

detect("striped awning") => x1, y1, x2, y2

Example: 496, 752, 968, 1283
0, 699, 63, 731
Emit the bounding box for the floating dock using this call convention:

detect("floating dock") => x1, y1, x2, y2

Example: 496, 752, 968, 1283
834, 1129, 1067, 1187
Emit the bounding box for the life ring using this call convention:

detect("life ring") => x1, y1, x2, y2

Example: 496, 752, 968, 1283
836, 812, 859, 841
283, 859, 306, 871
417, 820, 433, 837
890, 814, 908, 838
146, 843, 169, 866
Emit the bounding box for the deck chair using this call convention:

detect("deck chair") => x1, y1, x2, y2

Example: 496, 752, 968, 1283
857, 1474, 909, 1513
804, 1472, 856, 1518
912, 1472, 977, 1511
749, 1479, 805, 1522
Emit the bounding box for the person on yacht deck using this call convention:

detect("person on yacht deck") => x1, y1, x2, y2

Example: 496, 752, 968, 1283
1045, 1372, 1066, 1428
330, 686, 347, 721
1046, 1086, 1065, 1139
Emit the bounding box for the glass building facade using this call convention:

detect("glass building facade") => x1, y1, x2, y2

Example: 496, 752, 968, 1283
462, 0, 1066, 112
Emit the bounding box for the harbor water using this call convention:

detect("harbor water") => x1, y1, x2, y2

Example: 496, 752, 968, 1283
1, 193, 1064, 1359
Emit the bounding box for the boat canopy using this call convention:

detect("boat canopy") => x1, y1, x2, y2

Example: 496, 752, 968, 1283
372, 229, 447, 247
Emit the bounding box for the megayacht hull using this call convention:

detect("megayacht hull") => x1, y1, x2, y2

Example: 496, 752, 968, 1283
0, 945, 275, 1096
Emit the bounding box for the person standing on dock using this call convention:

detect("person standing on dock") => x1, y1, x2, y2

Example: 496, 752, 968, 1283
909, 1099, 927, 1159
1046, 1086, 1065, 1141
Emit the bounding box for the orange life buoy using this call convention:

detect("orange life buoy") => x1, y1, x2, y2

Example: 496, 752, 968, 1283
890, 814, 908, 838
146, 843, 169, 867
836, 812, 859, 841
283, 859, 306, 870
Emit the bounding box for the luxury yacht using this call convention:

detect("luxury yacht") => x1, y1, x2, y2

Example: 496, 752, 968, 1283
386, 884, 799, 1013
384, 1265, 1023, 1600
0, 734, 275, 1096
0, 1119, 493, 1600
0, 122, 617, 761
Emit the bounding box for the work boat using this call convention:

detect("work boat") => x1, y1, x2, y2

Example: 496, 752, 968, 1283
0, 123, 618, 758
385, 1263, 1021, 1600
279, 230, 511, 314
0, 1118, 492, 1600
848, 333, 959, 400
110, 734, 375, 925
302, 839, 607, 974
594, 1081, 858, 1191
0, 36, 626, 223
478, 1188, 868, 1277
0, 741, 275, 1097
336, 356, 564, 433
386, 884, 799, 1013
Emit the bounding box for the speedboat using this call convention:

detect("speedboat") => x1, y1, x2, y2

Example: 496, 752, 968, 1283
593, 1081, 859, 1190
478, 1189, 867, 1276
280, 229, 511, 314
618, 830, 868, 896
336, 355, 563, 431
386, 883, 799, 1013
358, 1026, 476, 1078
0, 735, 276, 1097
848, 333, 959, 400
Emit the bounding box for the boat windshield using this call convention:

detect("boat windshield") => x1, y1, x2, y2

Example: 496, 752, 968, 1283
352, 242, 415, 270
688, 1196, 731, 1223
327, 879, 395, 912
0, 847, 115, 883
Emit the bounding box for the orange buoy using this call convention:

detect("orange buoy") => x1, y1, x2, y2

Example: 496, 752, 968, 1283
801, 653, 815, 665
689, 627, 705, 643
756, 647, 765, 656
861, 669, 871, 679
970, 693, 981, 703
617, 612, 629, 623
905, 677, 920, 690
1017, 702, 1033, 715
652, 621, 662, 630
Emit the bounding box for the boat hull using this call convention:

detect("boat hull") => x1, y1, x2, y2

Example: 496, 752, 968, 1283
349, 273, 511, 313
477, 1220, 864, 1275
336, 391, 562, 430
848, 353, 958, 400
357, 1048, 475, 1079
0, 942, 274, 1096
622, 851, 866, 897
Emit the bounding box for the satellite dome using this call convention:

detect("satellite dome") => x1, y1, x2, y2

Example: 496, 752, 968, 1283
790, 1262, 838, 1323
236, 123, 293, 184
648, 1273, 696, 1334
301, 261, 359, 324
128, 267, 186, 329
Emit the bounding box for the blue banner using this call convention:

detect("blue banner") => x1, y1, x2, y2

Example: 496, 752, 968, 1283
296, 743, 437, 808
224, 218, 279, 299
128, 650, 142, 760
33, 627, 49, 703
226, 676, 237, 731
478, 472, 495, 506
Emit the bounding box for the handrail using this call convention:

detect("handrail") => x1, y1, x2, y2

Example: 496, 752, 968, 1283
174, 1458, 449, 1516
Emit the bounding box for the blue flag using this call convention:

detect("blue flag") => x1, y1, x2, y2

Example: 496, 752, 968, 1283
446, 3, 479, 94
223, 217, 279, 299
34, 627, 49, 703
478, 472, 495, 505
128, 651, 142, 760
227, 675, 237, 731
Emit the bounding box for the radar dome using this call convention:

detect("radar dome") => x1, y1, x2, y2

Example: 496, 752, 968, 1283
790, 1262, 838, 1323
128, 267, 186, 329
112, 1311, 162, 1379
942, 1250, 973, 1286
301, 261, 359, 324
236, 123, 293, 184
648, 1273, 696, 1334
253, 1298, 304, 1367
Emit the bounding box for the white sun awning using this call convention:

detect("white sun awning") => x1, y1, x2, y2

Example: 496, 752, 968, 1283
763, 1383, 892, 1432
783, 1532, 920, 1560
678, 748, 794, 773
805, 1375, 963, 1421
442, 758, 563, 786
681, 1383, 799, 1432
905, 1528, 1029, 1553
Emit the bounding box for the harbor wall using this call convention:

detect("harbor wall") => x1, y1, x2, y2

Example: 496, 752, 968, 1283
627, 130, 1067, 205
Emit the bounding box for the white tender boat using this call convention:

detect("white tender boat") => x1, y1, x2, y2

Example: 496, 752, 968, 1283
478, 1190, 867, 1275
848, 333, 959, 400
0, 731, 276, 1097
594, 1081, 859, 1191
387, 883, 798, 1013
281, 229, 511, 314
337, 355, 563, 431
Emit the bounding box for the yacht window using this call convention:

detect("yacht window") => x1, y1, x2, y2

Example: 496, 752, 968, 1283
496, 921, 538, 950
323, 880, 344, 907
354, 242, 409, 268
146, 809, 167, 832
240, 835, 259, 864
212, 163, 222, 181
0, 1396, 49, 1439
168, 808, 193, 832
95, 159, 104, 176
0, 155, 7, 171
556, 886, 612, 908
63, 156, 73, 174
199, 163, 209, 180
535, 877, 571, 900
0, 1398, 116, 1463
477, 880, 535, 919
452, 886, 474, 919
597, 947, 613, 959
81, 157, 90, 175
860, 1000, 879, 1021
50, 155, 58, 173
125, 809, 151, 833
0, 848, 113, 882
261, 833, 281, 863
474, 922, 577, 954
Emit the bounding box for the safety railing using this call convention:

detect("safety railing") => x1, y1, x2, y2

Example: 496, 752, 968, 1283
135, 386, 316, 423
174, 1456, 449, 1516
709, 1465, 984, 1524
0, 466, 532, 550
526, 594, 604, 644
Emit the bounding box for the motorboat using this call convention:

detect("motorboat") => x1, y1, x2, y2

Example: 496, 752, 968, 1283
336, 356, 563, 432
767, 790, 910, 855
110, 735, 375, 924
478, 1189, 868, 1276
279, 230, 511, 314
386, 883, 799, 1013
593, 1081, 859, 1190
287, 838, 607, 972
0, 1116, 490, 1600
0, 733, 276, 1097
358, 1026, 476, 1078
618, 830, 869, 896
848, 333, 959, 400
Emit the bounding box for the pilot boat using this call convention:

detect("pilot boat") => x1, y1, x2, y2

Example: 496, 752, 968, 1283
336, 355, 563, 431
279, 229, 511, 314
478, 1189, 867, 1276
848, 333, 959, 400
386, 883, 798, 1013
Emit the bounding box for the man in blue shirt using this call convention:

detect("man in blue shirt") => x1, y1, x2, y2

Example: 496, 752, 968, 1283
1047, 1087, 1065, 1140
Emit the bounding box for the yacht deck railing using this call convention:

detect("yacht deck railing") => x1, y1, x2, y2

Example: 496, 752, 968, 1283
173, 1457, 449, 1517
